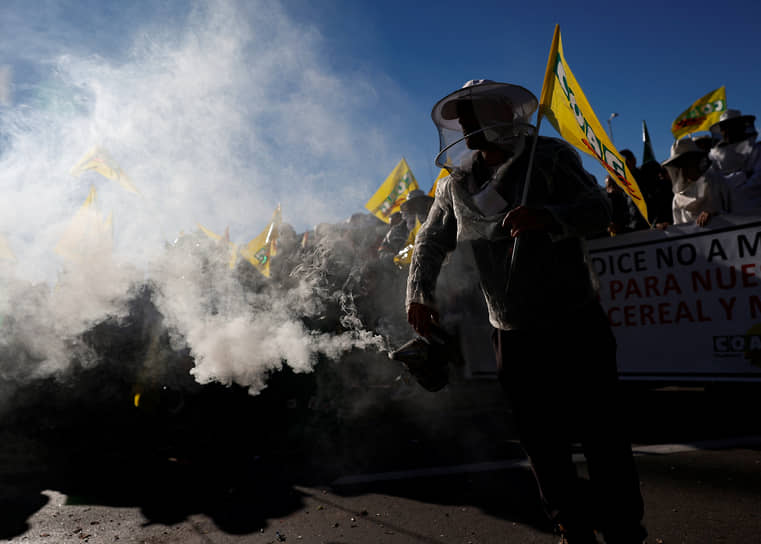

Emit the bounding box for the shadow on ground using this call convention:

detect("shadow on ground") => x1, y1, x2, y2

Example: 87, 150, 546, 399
0, 355, 534, 540
0, 371, 316, 539
2, 362, 760, 541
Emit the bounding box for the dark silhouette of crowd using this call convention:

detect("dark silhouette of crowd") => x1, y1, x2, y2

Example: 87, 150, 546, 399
155, 108, 761, 378
8, 106, 758, 450
204, 106, 761, 345
599, 109, 761, 236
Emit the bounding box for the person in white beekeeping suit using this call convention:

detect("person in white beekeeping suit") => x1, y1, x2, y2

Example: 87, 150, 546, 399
405, 79, 646, 544
707, 109, 761, 214
661, 137, 731, 228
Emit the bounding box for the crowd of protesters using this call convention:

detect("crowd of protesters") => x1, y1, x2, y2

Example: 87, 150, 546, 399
160, 107, 761, 374
251, 108, 761, 307
600, 108, 761, 236
191, 107, 761, 352
270, 189, 442, 347
6, 92, 755, 544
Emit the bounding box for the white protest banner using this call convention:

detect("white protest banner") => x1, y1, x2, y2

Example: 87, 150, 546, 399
589, 219, 761, 381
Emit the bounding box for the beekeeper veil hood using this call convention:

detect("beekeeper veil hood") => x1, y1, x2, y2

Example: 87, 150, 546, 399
432, 79, 538, 172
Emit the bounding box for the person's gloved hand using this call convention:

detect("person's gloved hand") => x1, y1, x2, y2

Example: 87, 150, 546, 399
407, 302, 439, 338
502, 206, 558, 237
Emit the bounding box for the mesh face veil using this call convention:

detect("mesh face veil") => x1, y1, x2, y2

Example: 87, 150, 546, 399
431, 80, 538, 172
664, 154, 709, 193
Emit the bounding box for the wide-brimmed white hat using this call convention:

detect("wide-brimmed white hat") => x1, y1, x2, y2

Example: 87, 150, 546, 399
709, 108, 756, 132
432, 79, 538, 131
661, 138, 706, 166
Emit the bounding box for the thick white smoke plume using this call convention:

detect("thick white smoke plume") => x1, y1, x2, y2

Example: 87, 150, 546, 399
0, 0, 402, 398
150, 238, 384, 395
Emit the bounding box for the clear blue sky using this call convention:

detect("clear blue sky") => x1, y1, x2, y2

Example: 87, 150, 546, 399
1, 0, 760, 272
284, 0, 761, 188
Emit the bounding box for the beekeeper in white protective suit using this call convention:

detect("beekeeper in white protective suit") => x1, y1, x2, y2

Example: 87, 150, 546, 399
708, 109, 761, 214
662, 138, 731, 227
405, 79, 646, 544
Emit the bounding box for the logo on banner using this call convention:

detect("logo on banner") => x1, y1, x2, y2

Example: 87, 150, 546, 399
713, 324, 761, 368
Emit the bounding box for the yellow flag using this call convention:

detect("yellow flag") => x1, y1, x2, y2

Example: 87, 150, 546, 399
197, 223, 239, 269
671, 87, 727, 140
0, 234, 16, 261
428, 168, 448, 197
393, 218, 422, 268
55, 185, 114, 261
540, 25, 648, 223
240, 205, 282, 278
70, 147, 140, 194
364, 158, 419, 223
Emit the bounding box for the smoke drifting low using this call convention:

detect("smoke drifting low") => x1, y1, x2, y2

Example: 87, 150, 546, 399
150, 240, 384, 395
0, 0, 402, 401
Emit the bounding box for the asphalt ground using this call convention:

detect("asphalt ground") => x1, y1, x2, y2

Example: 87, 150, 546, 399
1, 374, 760, 543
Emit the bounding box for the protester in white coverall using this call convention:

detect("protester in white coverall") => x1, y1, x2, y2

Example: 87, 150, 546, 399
708, 109, 761, 214
406, 79, 646, 544
662, 138, 731, 227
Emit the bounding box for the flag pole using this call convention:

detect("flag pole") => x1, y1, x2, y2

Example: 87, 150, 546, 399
506, 24, 559, 299
505, 114, 543, 299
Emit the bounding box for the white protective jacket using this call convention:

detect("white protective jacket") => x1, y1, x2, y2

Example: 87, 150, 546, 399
671, 169, 731, 225
406, 137, 611, 331
708, 138, 761, 214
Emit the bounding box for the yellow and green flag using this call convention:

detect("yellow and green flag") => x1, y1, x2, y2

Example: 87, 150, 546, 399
539, 24, 648, 223
393, 218, 422, 268
670, 86, 726, 140
365, 158, 419, 223
70, 146, 140, 194
240, 205, 282, 278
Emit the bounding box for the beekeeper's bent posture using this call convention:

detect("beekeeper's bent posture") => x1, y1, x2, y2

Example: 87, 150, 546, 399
406, 79, 646, 544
